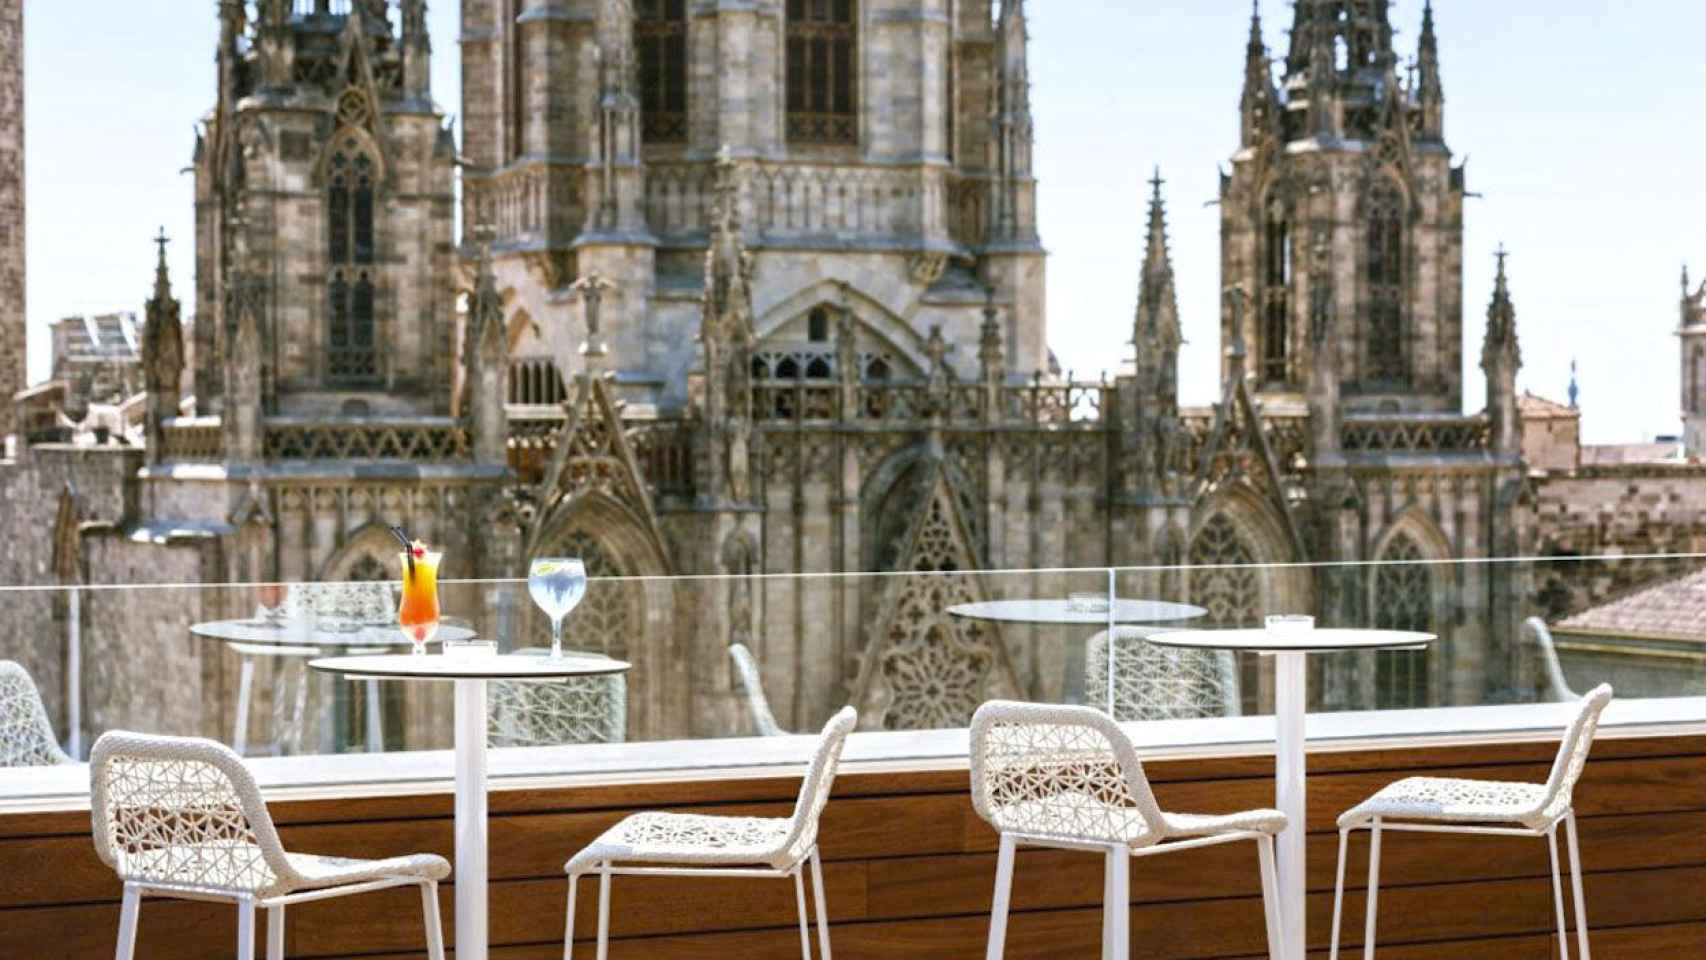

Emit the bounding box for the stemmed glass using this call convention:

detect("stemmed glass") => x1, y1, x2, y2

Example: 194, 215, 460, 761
528, 558, 587, 659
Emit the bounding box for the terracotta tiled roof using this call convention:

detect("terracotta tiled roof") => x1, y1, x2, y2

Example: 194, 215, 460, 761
1555, 567, 1706, 642
1518, 392, 1578, 419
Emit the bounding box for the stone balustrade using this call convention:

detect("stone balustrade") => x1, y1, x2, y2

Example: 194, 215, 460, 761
158, 417, 225, 463
646, 160, 946, 242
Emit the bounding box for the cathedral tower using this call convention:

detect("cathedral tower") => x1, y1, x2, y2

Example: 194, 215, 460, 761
461, 0, 1049, 410
194, 0, 457, 423
1222, 0, 1465, 414
0, 0, 23, 440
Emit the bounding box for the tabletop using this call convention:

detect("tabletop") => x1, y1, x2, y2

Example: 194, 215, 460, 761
309, 653, 633, 681
1145, 627, 1436, 654
192, 618, 476, 648
947, 598, 1207, 626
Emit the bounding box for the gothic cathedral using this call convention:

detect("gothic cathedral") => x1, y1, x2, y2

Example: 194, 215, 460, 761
4, 1, 1551, 746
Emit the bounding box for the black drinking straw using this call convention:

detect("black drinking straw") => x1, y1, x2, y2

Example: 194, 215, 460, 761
390, 525, 416, 578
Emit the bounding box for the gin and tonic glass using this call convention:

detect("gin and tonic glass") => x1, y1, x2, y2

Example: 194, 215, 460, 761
528, 558, 587, 659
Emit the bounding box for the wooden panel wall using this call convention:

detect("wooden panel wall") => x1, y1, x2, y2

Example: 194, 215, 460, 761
2, 732, 1704, 958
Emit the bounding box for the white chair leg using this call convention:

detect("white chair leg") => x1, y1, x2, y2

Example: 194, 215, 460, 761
1108, 844, 1130, 960
266, 904, 284, 960
563, 873, 580, 960
420, 881, 446, 960
810, 848, 834, 960
237, 899, 256, 959
1101, 846, 1116, 960
114, 882, 140, 960
1256, 834, 1284, 960
596, 865, 613, 960
1329, 827, 1351, 960
1547, 827, 1572, 960
793, 867, 812, 960
1565, 812, 1592, 960
986, 834, 1017, 960
1362, 819, 1383, 960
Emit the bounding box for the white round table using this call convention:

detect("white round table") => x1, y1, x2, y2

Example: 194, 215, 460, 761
945, 598, 1207, 625
191, 619, 475, 755
1145, 628, 1435, 960
308, 653, 631, 960
948, 598, 1206, 705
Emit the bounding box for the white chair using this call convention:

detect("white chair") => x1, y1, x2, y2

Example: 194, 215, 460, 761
90, 731, 449, 960
1084, 627, 1241, 720
729, 642, 787, 736
563, 706, 857, 959
1329, 684, 1614, 960
0, 660, 73, 766
970, 701, 1285, 959
1525, 616, 1580, 702
490, 650, 627, 747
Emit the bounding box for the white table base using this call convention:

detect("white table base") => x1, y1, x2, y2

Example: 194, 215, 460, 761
233, 659, 255, 756
1272, 651, 1307, 960
454, 678, 489, 960
309, 652, 631, 960
365, 678, 385, 752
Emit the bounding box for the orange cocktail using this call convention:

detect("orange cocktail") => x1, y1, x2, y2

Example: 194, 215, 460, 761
398, 544, 442, 654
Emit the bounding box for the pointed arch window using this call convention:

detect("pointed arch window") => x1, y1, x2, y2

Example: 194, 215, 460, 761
1366, 180, 1406, 385
1373, 531, 1433, 708
786, 0, 857, 145
327, 139, 379, 384
507, 0, 527, 161
1189, 514, 1261, 629
1261, 198, 1292, 384
1189, 512, 1264, 716
636, 0, 688, 142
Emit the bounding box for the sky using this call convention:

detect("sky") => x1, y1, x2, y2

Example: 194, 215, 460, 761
20, 2, 1706, 443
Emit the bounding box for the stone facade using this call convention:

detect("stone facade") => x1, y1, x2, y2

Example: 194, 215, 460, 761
9, 1, 1706, 754
0, 0, 22, 440
1520, 392, 1580, 474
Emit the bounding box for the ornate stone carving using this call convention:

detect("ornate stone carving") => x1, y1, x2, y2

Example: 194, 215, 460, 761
855, 463, 1018, 730
908, 252, 948, 287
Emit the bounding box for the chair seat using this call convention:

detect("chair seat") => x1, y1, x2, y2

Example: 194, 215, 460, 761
283, 850, 450, 892
565, 812, 798, 875
1162, 808, 1288, 838
122, 845, 447, 898
990, 792, 1285, 847
1338, 776, 1551, 830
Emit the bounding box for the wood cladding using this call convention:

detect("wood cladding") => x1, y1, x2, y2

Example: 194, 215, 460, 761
2, 733, 1704, 958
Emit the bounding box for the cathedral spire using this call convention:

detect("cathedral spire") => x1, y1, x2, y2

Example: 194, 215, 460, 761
464, 226, 509, 465
1240, 2, 1277, 145
1415, 0, 1444, 138
151, 227, 173, 302
143, 229, 185, 461
992, 0, 1035, 241
1483, 246, 1522, 456
1136, 168, 1181, 357
1306, 4, 1339, 139
401, 0, 431, 98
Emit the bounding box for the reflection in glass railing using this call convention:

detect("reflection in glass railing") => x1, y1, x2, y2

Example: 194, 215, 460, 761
2, 553, 1705, 770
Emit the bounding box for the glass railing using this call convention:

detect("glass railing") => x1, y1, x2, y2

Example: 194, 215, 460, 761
3, 553, 1705, 796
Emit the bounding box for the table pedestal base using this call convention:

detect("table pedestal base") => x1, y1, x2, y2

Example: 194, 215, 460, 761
1273, 652, 1307, 960
454, 678, 489, 960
